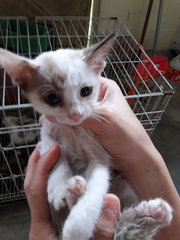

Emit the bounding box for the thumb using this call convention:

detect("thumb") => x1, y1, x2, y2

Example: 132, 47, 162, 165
37, 144, 61, 176
80, 105, 108, 134
80, 115, 102, 133
93, 194, 120, 240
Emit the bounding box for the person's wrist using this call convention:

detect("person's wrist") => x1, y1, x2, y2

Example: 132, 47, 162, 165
113, 138, 160, 170
29, 222, 58, 240
30, 222, 46, 238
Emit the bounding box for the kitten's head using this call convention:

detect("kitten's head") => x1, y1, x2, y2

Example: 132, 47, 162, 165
0, 34, 115, 125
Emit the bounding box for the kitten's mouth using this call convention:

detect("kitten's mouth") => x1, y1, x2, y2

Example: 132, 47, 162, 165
45, 115, 59, 124
69, 113, 83, 122
46, 114, 85, 126
68, 116, 85, 126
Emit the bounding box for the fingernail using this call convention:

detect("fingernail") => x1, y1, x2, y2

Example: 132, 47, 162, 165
104, 208, 118, 215
103, 206, 118, 216
36, 141, 41, 152
36, 141, 41, 147
49, 144, 61, 155
52, 144, 61, 151
103, 199, 119, 215
97, 207, 118, 230
103, 194, 120, 216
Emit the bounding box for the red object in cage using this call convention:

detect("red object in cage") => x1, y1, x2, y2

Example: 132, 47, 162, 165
166, 65, 180, 82
127, 45, 169, 106
134, 54, 169, 83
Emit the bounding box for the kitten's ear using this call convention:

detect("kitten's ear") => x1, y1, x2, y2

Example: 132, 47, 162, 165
82, 33, 116, 74
0, 48, 38, 88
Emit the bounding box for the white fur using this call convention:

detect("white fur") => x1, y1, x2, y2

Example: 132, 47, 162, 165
135, 198, 173, 225
28, 49, 100, 125
115, 198, 173, 240
40, 117, 110, 239
66, 175, 87, 208
2, 116, 37, 147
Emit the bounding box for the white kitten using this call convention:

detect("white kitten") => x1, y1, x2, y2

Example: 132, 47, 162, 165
0, 34, 173, 240
2, 115, 37, 147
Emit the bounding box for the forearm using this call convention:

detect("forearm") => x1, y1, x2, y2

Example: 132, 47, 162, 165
117, 145, 180, 240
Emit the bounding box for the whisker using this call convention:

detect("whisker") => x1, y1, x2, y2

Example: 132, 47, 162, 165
90, 112, 110, 124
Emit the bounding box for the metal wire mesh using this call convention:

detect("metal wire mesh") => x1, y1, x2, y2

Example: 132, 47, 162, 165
0, 16, 174, 203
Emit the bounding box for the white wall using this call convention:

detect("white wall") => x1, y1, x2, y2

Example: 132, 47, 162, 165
99, 0, 180, 51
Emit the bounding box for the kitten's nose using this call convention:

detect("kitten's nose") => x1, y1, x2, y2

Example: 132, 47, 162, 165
69, 113, 83, 122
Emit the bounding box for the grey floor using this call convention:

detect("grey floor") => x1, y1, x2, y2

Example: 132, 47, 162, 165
152, 84, 180, 193
0, 201, 30, 240
0, 86, 180, 240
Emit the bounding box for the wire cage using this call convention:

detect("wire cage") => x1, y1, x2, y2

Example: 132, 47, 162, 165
0, 16, 174, 203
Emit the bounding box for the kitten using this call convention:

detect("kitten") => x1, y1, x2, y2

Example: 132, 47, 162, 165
0, 34, 173, 240
2, 115, 38, 147
0, 150, 26, 176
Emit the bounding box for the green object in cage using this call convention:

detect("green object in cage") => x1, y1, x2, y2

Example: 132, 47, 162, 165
0, 19, 53, 54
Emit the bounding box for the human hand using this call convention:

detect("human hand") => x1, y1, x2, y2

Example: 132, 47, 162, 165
24, 144, 120, 240
81, 77, 157, 168
24, 143, 60, 240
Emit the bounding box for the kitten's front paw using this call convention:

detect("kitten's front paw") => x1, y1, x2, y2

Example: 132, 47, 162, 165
136, 198, 173, 226
47, 178, 67, 210
66, 176, 87, 208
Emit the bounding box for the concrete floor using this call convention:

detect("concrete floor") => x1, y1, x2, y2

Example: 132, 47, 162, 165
0, 85, 180, 240
152, 84, 180, 193
0, 201, 30, 240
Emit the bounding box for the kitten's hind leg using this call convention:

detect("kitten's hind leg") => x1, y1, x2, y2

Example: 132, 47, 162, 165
135, 198, 173, 226
66, 176, 87, 209
114, 198, 173, 240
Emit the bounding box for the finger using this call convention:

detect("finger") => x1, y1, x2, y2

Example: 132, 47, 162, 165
30, 145, 61, 196
25, 145, 61, 222
80, 113, 103, 133
80, 78, 121, 132
39, 115, 43, 125
98, 77, 108, 101
93, 194, 120, 240
24, 143, 41, 188
24, 145, 60, 221
25, 145, 61, 196
45, 115, 59, 124
100, 77, 123, 100
35, 144, 61, 180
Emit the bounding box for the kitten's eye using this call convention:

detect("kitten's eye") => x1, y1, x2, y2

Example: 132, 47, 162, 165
80, 86, 93, 97
45, 93, 61, 106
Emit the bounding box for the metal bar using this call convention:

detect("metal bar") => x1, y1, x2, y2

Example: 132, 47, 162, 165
60, 18, 73, 49
140, 0, 154, 45
25, 17, 32, 58
0, 103, 32, 110
52, 19, 63, 48
35, 18, 42, 53
152, 0, 164, 55
43, 18, 53, 50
